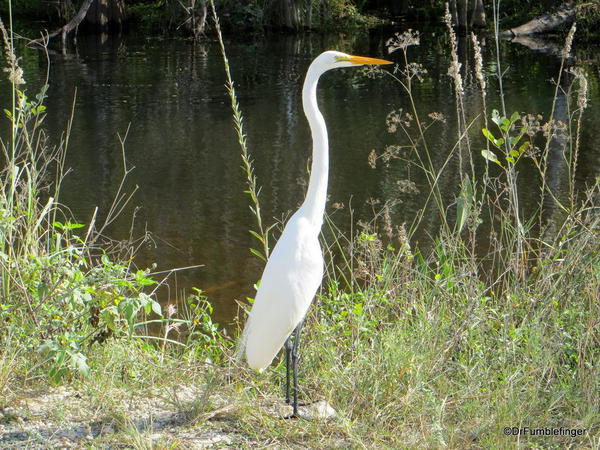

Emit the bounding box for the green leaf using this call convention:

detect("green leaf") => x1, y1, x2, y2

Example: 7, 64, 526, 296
52, 220, 85, 230
137, 293, 152, 314
71, 352, 89, 377
151, 300, 162, 316
37, 282, 47, 300
455, 175, 474, 234
248, 230, 264, 243
482, 128, 496, 143
519, 141, 530, 153
249, 248, 266, 262
506, 156, 515, 163
100, 306, 118, 330
509, 149, 520, 157
481, 149, 502, 166
482, 128, 505, 147
135, 270, 156, 286
101, 254, 111, 266
509, 136, 521, 147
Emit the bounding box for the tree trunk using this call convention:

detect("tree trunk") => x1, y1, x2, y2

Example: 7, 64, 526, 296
197, 0, 208, 35
449, 0, 459, 26
459, 0, 468, 30
470, 0, 486, 28
449, 0, 485, 30
264, 0, 302, 30
179, 0, 207, 38
84, 0, 125, 32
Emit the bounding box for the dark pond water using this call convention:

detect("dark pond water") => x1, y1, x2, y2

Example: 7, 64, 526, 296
3, 30, 599, 324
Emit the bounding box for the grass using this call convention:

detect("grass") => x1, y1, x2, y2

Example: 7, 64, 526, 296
1, 1, 599, 449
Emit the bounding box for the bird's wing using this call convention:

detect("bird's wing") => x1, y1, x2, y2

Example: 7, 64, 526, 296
242, 215, 324, 371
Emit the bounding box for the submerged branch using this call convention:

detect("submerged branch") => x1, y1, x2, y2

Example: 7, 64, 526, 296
30, 0, 95, 46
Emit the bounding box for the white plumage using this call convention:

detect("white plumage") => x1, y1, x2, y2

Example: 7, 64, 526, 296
238, 51, 392, 373
245, 213, 324, 370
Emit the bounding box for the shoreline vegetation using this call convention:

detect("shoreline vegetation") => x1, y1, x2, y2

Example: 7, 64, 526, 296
2, 1, 600, 39
1, 1, 599, 448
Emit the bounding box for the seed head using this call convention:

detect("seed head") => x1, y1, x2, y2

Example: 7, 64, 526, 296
386, 29, 420, 54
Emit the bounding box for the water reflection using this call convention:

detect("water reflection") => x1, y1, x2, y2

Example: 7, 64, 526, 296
1, 31, 598, 324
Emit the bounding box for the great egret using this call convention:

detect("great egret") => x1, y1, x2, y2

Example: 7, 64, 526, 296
238, 50, 392, 417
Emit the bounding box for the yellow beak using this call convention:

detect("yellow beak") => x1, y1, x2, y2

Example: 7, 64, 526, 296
347, 55, 393, 65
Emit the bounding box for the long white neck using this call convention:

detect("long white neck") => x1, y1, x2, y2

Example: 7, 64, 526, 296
300, 64, 328, 229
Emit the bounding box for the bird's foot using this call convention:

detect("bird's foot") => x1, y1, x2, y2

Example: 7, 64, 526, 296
285, 399, 311, 406
281, 400, 337, 420
281, 400, 314, 419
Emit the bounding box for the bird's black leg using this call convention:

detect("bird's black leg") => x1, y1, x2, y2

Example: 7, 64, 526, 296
284, 335, 292, 404
291, 320, 304, 418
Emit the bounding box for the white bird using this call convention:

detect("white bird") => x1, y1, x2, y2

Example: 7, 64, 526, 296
238, 50, 392, 417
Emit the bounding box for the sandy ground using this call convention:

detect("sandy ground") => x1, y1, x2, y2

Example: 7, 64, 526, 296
0, 386, 336, 448
0, 386, 245, 448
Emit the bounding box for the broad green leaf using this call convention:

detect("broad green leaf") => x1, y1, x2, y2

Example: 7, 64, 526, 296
135, 270, 156, 286
151, 300, 162, 316
481, 149, 502, 166
52, 220, 85, 230
353, 302, 363, 316
71, 352, 90, 377
101, 254, 111, 266
482, 128, 494, 140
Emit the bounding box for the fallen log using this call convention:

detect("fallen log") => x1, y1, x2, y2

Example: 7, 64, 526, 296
502, 2, 576, 37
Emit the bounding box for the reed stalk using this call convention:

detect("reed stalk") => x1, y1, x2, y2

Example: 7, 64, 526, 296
209, 0, 271, 263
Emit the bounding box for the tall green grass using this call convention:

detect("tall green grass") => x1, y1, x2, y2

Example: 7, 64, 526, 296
0, 11, 222, 391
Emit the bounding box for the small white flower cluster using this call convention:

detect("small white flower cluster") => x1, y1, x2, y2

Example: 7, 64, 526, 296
386, 29, 420, 54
